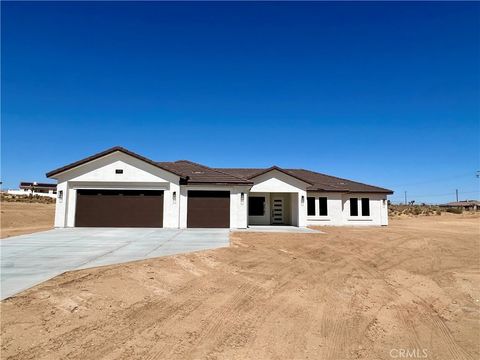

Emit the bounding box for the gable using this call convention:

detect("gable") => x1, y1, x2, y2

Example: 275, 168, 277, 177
54, 151, 180, 184
250, 169, 309, 193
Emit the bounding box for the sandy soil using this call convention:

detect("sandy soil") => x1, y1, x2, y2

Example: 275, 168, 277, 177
1, 215, 479, 360
0, 202, 55, 239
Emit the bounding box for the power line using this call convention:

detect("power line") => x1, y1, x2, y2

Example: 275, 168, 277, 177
388, 172, 476, 187
389, 190, 478, 201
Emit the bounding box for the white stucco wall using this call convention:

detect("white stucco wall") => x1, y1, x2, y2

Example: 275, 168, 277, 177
305, 192, 343, 226
305, 192, 388, 226
248, 192, 271, 225
51, 151, 180, 228
342, 193, 388, 226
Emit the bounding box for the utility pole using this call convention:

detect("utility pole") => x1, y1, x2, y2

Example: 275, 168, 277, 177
456, 189, 459, 202
404, 191, 407, 205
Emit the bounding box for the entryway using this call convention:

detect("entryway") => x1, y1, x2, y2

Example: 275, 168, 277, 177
248, 192, 297, 226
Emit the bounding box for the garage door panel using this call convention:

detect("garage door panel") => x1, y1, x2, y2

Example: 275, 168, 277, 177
75, 190, 163, 227
187, 191, 230, 228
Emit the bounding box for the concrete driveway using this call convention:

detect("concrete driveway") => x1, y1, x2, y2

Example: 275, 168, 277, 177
1, 228, 229, 300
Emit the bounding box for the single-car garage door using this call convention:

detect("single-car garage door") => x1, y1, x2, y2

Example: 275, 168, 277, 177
75, 190, 164, 227
187, 191, 230, 228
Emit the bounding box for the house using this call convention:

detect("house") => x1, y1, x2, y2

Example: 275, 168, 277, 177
46, 146, 393, 228
7, 182, 57, 198
439, 200, 479, 211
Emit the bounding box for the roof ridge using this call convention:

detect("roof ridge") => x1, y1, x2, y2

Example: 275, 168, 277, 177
175, 160, 251, 182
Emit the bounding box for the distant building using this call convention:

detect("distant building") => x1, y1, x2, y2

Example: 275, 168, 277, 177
439, 200, 479, 211
7, 182, 57, 198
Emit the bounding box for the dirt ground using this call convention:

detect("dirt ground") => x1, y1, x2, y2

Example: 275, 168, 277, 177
1, 215, 479, 360
0, 202, 55, 238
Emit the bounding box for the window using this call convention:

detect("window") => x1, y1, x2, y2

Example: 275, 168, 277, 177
249, 197, 265, 216
350, 198, 358, 216
361, 198, 370, 216
319, 197, 328, 216
307, 197, 315, 216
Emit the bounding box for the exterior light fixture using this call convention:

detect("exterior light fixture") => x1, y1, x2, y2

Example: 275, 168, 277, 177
301, 195, 305, 205
173, 191, 177, 204
241, 192, 245, 204
58, 190, 63, 203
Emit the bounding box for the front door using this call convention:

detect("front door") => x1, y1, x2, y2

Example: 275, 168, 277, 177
271, 197, 284, 224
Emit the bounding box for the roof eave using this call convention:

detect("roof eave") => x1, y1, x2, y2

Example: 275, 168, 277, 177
186, 181, 254, 185
307, 187, 394, 195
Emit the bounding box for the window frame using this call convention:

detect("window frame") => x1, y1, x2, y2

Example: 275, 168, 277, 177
248, 196, 265, 216
319, 197, 328, 216
350, 198, 359, 216
361, 198, 370, 216
307, 197, 316, 216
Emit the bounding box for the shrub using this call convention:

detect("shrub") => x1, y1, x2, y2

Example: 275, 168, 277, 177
446, 207, 463, 214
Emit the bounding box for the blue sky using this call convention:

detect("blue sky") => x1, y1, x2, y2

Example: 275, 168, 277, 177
2, 2, 479, 204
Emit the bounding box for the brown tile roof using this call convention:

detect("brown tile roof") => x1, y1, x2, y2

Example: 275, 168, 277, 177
46, 146, 392, 192
285, 169, 393, 193
215, 167, 393, 194
157, 160, 253, 184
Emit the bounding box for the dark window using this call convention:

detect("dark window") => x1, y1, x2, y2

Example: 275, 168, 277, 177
249, 197, 265, 216
307, 197, 315, 216
350, 198, 358, 216
361, 198, 370, 216
319, 197, 328, 216
115, 169, 124, 174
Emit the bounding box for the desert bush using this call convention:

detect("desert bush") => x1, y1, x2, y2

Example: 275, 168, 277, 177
412, 207, 422, 215
446, 207, 463, 214
389, 204, 452, 217
0, 193, 56, 204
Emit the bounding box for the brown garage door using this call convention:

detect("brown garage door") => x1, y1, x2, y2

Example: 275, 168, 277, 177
75, 190, 163, 227
187, 191, 230, 228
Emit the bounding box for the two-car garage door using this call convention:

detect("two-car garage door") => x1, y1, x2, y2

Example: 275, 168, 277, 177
75, 190, 164, 227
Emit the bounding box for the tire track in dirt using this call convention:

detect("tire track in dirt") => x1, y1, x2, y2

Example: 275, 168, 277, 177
144, 258, 306, 360
344, 247, 475, 360
314, 225, 475, 360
